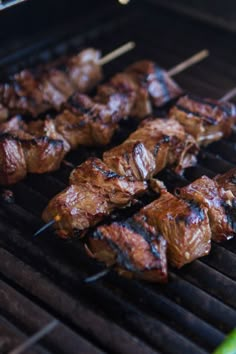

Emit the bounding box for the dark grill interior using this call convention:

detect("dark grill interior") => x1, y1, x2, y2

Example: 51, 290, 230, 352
1, 2, 236, 353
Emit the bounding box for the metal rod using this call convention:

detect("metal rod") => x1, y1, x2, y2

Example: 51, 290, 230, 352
33, 219, 56, 237
84, 268, 111, 283
9, 319, 59, 354
99, 41, 135, 66
167, 49, 209, 77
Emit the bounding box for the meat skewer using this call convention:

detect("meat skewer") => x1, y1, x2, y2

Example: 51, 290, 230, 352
88, 170, 236, 282
38, 87, 236, 238
0, 42, 135, 122
0, 50, 209, 185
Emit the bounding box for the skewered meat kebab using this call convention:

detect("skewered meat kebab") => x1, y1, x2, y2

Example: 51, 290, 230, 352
0, 42, 135, 121
0, 50, 208, 185
88, 170, 236, 282
40, 90, 236, 238
41, 117, 198, 237
169, 94, 236, 146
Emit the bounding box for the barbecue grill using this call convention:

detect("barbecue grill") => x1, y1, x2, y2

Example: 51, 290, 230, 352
0, 1, 236, 353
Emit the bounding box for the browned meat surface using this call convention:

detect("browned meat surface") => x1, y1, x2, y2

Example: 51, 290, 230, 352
42, 158, 147, 238
67, 48, 102, 93
177, 175, 236, 242
96, 72, 151, 119
126, 60, 183, 107
0, 48, 102, 119
0, 135, 27, 185
96, 61, 182, 120
169, 94, 236, 146
138, 190, 211, 268
88, 216, 167, 282
22, 137, 65, 174
214, 168, 236, 197
0, 116, 67, 184
103, 118, 198, 180
27, 118, 71, 152
57, 92, 120, 148
70, 157, 147, 202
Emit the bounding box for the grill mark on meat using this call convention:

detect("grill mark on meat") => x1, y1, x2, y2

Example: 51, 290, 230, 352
91, 160, 120, 179
67, 95, 92, 115
0, 132, 64, 147
187, 93, 234, 115
175, 104, 217, 125
93, 228, 139, 272
175, 199, 206, 225
120, 217, 162, 260
153, 135, 170, 157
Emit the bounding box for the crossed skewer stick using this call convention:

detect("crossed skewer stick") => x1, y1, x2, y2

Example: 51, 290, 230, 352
34, 48, 210, 237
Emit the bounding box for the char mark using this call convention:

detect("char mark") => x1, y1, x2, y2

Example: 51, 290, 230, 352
175, 104, 217, 125
176, 200, 206, 225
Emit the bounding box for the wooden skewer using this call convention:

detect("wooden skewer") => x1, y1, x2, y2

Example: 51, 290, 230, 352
167, 49, 209, 77
220, 87, 236, 102
33, 49, 210, 238
99, 41, 136, 65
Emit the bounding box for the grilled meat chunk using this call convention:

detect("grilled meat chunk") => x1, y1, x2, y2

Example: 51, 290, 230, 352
56, 92, 119, 148
177, 175, 236, 242
214, 168, 236, 197
0, 134, 27, 185
42, 158, 147, 238
126, 60, 183, 107
96, 72, 151, 119
0, 49, 102, 119
0, 116, 67, 185
169, 94, 236, 146
96, 61, 182, 120
67, 48, 102, 93
0, 132, 66, 185
103, 118, 198, 180
138, 190, 211, 268
89, 215, 167, 282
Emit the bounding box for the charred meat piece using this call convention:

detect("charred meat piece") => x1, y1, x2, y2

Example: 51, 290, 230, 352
0, 49, 102, 119
169, 94, 236, 146
22, 136, 66, 174
0, 133, 66, 185
67, 48, 102, 93
0, 134, 27, 185
0, 116, 67, 185
96, 72, 151, 119
27, 118, 71, 153
56, 92, 120, 148
103, 118, 198, 180
42, 184, 112, 239
214, 168, 236, 197
69, 157, 147, 203
126, 60, 183, 108
89, 215, 167, 282
43, 158, 147, 238
138, 190, 211, 268
177, 175, 236, 242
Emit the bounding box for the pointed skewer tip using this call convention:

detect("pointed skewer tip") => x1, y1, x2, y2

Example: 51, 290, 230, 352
84, 268, 110, 283
33, 215, 61, 237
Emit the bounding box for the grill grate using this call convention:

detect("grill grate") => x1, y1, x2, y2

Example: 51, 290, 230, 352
0, 2, 236, 354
